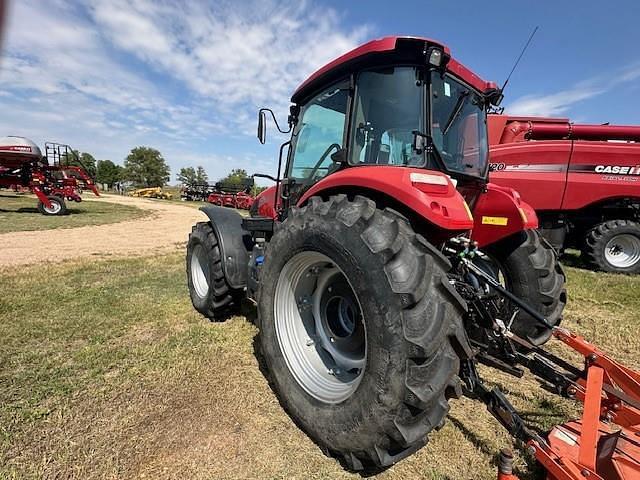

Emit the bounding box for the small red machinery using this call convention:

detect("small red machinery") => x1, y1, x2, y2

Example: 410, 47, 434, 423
0, 136, 99, 215
207, 184, 254, 210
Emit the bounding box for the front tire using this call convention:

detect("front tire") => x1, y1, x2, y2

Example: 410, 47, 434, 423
37, 195, 67, 215
583, 220, 640, 274
257, 195, 471, 472
186, 222, 243, 319
483, 229, 566, 346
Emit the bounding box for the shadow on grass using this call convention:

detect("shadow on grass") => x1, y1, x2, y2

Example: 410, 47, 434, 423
560, 250, 593, 271
0, 206, 38, 213
448, 415, 544, 480
0, 206, 88, 215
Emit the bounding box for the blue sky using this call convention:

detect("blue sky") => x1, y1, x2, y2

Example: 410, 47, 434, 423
1, 0, 639, 185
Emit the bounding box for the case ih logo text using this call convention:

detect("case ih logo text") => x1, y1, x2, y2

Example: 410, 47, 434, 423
594, 165, 640, 175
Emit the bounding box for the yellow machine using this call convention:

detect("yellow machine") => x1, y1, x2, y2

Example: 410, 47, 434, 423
129, 187, 173, 200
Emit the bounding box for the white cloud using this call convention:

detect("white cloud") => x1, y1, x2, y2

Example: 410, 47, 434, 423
0, 0, 369, 180
87, 0, 369, 116
506, 85, 605, 117
506, 64, 640, 117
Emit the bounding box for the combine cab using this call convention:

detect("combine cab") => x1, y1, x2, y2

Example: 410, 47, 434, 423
0, 137, 99, 215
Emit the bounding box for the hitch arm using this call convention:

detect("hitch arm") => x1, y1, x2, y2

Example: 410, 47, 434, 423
464, 259, 554, 330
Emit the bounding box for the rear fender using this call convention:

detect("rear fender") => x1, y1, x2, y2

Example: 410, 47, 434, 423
471, 183, 538, 247
199, 205, 253, 289
298, 166, 474, 231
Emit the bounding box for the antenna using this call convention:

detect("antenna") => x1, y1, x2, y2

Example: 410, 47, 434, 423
501, 26, 539, 92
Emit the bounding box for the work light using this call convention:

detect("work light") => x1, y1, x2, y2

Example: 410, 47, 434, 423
428, 48, 443, 67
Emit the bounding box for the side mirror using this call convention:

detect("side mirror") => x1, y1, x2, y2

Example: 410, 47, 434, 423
487, 89, 504, 107
257, 110, 267, 144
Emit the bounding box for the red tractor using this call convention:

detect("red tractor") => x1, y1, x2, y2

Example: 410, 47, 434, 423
185, 37, 639, 477
488, 114, 640, 274
0, 137, 99, 215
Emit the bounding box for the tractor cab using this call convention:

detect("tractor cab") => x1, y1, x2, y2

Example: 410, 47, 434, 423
257, 36, 502, 216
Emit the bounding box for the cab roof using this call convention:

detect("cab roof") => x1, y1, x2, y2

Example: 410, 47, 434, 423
292, 36, 497, 104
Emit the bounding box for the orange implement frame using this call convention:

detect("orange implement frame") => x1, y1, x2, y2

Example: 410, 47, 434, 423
501, 329, 640, 480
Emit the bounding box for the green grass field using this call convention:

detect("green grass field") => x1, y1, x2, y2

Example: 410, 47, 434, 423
0, 193, 149, 234
0, 253, 638, 479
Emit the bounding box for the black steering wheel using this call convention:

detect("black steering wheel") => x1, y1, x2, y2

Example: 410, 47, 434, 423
304, 143, 342, 184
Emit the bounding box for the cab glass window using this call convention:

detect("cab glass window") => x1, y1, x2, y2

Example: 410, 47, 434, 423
430, 73, 488, 178
288, 83, 349, 184
349, 67, 424, 166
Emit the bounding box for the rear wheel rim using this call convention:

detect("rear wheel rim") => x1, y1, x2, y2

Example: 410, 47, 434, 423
604, 234, 640, 269
191, 244, 210, 298
274, 251, 366, 404
44, 199, 62, 214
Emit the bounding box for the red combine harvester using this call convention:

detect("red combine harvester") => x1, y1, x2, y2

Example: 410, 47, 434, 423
488, 114, 640, 273
0, 136, 99, 215
185, 36, 639, 477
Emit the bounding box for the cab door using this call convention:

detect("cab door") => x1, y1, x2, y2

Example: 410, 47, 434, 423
281, 81, 350, 213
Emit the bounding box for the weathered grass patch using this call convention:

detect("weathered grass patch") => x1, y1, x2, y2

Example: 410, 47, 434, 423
0, 193, 149, 233
0, 254, 638, 479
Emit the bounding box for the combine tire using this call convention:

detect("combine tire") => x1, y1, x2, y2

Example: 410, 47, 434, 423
583, 220, 640, 274
37, 195, 66, 215
257, 195, 471, 472
482, 229, 566, 346
186, 222, 243, 319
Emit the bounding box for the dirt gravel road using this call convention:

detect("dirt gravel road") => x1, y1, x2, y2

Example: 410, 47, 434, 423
0, 195, 206, 267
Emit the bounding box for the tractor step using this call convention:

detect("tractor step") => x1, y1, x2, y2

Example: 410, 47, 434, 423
242, 216, 274, 237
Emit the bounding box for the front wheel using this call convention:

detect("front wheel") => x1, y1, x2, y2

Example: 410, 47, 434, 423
186, 222, 243, 319
482, 229, 566, 346
257, 195, 471, 472
37, 195, 67, 215
583, 220, 640, 274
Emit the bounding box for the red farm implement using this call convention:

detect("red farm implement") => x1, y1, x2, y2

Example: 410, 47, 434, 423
0, 137, 99, 215
207, 181, 255, 210
493, 329, 640, 480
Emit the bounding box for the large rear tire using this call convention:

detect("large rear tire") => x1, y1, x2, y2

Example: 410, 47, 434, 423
186, 222, 243, 319
37, 195, 67, 216
583, 220, 640, 274
482, 229, 566, 346
257, 195, 471, 472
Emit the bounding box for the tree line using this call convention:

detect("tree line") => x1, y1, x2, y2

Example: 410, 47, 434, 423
69, 146, 265, 194
66, 146, 170, 189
